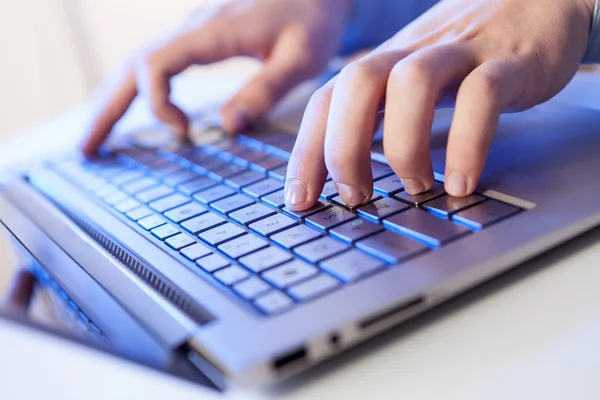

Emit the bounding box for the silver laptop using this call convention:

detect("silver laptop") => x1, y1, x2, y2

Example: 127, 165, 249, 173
1, 95, 599, 389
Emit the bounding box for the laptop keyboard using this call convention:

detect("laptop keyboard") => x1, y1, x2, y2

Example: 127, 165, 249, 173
49, 135, 522, 316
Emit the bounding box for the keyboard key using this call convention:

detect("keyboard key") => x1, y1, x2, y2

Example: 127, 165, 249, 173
180, 242, 212, 261
114, 198, 141, 213
102, 191, 129, 206
453, 200, 520, 230
234, 149, 268, 165
218, 234, 268, 259
164, 202, 207, 223
122, 177, 159, 194
282, 200, 331, 220
199, 223, 247, 246
214, 266, 250, 286
357, 197, 410, 222
177, 177, 217, 196
242, 178, 284, 198
254, 291, 293, 314
151, 224, 180, 240
305, 206, 357, 231
252, 156, 286, 174
196, 253, 230, 272
207, 164, 245, 181
294, 237, 349, 263
395, 181, 445, 207
271, 225, 322, 249
149, 162, 181, 177
193, 184, 236, 204
163, 170, 199, 187
320, 181, 339, 200
371, 162, 394, 180
138, 215, 167, 230
189, 154, 227, 174
424, 194, 486, 219
384, 208, 470, 247
224, 170, 265, 189
261, 189, 286, 209
329, 218, 384, 243
136, 185, 174, 203
249, 213, 298, 237
239, 246, 293, 272
93, 183, 118, 198
229, 203, 277, 226
126, 206, 153, 221
320, 249, 385, 283
210, 194, 255, 215
356, 230, 427, 264
111, 170, 145, 185
149, 193, 190, 213
266, 163, 287, 180
165, 233, 196, 250
262, 260, 319, 288
287, 274, 340, 301
233, 277, 271, 300
331, 193, 382, 209
373, 175, 404, 196
181, 212, 226, 234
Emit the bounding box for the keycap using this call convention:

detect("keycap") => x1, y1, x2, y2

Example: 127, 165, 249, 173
136, 185, 174, 203
424, 194, 486, 219
283, 200, 331, 220
384, 208, 470, 247
233, 277, 271, 300
190, 154, 227, 174
293, 237, 349, 263
371, 162, 395, 180
271, 224, 322, 249
233, 149, 268, 166
254, 291, 293, 314
266, 163, 287, 181
242, 178, 284, 199
122, 177, 158, 194
138, 215, 167, 230
151, 224, 180, 240
180, 242, 212, 261
287, 274, 340, 302
239, 246, 293, 272
163, 170, 199, 187
181, 212, 226, 234
207, 164, 245, 181
164, 202, 207, 223
395, 181, 445, 207
262, 260, 319, 288
200, 223, 247, 246
111, 170, 145, 185
224, 170, 265, 189
165, 233, 196, 250
102, 191, 128, 205
210, 194, 255, 215
214, 266, 250, 286
229, 203, 277, 226
251, 155, 287, 174
177, 177, 217, 196
305, 206, 357, 231
93, 184, 118, 198
193, 185, 237, 204
320, 181, 339, 200
114, 198, 141, 213
196, 253, 230, 272
249, 213, 298, 237
329, 218, 384, 243
261, 189, 286, 209
149, 193, 190, 213
453, 200, 520, 230
331, 193, 382, 209
373, 175, 404, 196
126, 206, 153, 221
356, 230, 427, 264
149, 162, 181, 177
218, 234, 268, 259
357, 197, 410, 222
320, 249, 385, 283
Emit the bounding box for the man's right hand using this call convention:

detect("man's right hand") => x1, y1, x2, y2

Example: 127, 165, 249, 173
82, 0, 352, 156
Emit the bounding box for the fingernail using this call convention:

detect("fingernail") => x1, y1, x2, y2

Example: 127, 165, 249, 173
445, 172, 468, 196
285, 179, 308, 207
402, 179, 426, 195
335, 183, 369, 207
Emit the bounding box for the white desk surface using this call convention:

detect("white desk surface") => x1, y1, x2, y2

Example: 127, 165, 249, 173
1, 66, 600, 400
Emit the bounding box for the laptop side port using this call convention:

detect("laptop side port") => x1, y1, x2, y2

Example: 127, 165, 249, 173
359, 296, 426, 331
273, 347, 307, 373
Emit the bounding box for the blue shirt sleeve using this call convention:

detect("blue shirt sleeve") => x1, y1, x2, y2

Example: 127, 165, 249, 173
584, 0, 600, 63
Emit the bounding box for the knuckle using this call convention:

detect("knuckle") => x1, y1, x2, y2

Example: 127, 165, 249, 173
472, 69, 503, 97
306, 84, 333, 112
390, 58, 434, 90
338, 60, 380, 86
324, 146, 352, 175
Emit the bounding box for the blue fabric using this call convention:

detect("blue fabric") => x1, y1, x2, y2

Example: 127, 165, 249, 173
584, 0, 600, 63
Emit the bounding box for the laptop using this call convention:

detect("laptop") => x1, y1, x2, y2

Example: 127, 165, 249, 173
1, 81, 600, 389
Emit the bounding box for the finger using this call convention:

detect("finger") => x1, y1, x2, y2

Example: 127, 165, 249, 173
383, 44, 476, 194
324, 52, 410, 207
4, 270, 36, 312
221, 27, 322, 133
445, 60, 526, 196
284, 79, 336, 211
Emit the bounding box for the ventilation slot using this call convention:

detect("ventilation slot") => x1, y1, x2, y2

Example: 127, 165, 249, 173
53, 202, 213, 325
359, 296, 426, 331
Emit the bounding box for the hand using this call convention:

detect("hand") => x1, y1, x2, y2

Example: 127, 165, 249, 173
1, 270, 36, 315
82, 0, 352, 155
285, 0, 596, 210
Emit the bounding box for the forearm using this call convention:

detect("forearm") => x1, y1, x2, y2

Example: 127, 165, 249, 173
584, 0, 600, 62
339, 0, 440, 56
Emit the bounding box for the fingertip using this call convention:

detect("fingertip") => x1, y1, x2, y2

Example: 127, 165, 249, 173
220, 102, 252, 133
284, 178, 312, 211
335, 183, 370, 208
445, 171, 471, 197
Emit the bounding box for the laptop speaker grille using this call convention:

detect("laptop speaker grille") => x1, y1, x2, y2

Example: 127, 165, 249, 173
54, 202, 213, 325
